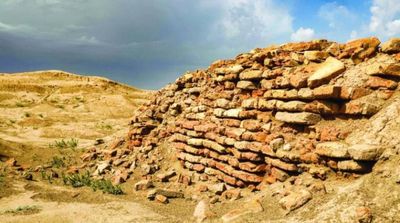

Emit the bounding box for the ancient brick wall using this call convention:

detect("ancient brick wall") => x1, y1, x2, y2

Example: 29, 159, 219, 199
88, 37, 400, 188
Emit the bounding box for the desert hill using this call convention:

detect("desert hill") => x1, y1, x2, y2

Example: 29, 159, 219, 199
0, 70, 152, 166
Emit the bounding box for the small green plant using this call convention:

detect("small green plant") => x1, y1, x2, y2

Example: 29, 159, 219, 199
62, 171, 123, 195
91, 179, 123, 195
62, 171, 92, 188
40, 170, 53, 184
97, 122, 113, 130
50, 156, 65, 168
50, 138, 79, 149
4, 205, 41, 215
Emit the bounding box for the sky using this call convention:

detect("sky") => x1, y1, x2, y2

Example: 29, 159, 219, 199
0, 0, 399, 89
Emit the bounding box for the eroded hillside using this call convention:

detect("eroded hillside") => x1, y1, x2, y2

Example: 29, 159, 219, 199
0, 70, 152, 165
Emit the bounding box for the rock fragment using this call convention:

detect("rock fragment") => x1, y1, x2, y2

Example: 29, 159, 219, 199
307, 57, 345, 88
275, 112, 321, 125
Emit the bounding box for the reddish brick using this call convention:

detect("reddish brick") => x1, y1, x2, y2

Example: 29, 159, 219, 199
241, 120, 262, 131
289, 73, 309, 88
182, 120, 200, 130
366, 76, 398, 89
223, 119, 241, 127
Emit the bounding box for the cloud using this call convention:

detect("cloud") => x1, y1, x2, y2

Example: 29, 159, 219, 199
216, 0, 293, 45
0, 0, 295, 89
291, 27, 315, 42
318, 2, 355, 28
0, 21, 32, 33
369, 0, 400, 37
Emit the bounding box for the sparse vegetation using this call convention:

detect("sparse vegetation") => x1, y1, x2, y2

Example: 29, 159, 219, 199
62, 171, 123, 195
40, 170, 53, 184
97, 122, 113, 130
0, 172, 5, 183
50, 156, 65, 168
49, 138, 79, 149
24, 112, 31, 117
4, 205, 41, 215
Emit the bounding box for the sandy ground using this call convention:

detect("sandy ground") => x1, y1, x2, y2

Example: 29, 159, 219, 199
0, 181, 166, 223
0, 70, 152, 149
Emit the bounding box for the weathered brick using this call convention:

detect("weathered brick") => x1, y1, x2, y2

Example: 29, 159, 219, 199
275, 112, 321, 125
239, 70, 263, 80
307, 57, 345, 88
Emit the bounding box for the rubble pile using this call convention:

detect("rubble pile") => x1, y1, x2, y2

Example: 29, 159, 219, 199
80, 37, 400, 200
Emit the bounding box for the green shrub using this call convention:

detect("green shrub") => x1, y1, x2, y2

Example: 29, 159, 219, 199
49, 138, 78, 149
62, 171, 123, 195
50, 156, 65, 168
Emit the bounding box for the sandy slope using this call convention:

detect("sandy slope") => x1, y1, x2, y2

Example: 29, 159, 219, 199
0, 70, 152, 158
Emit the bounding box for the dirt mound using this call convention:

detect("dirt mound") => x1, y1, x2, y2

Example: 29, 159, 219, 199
76, 37, 400, 221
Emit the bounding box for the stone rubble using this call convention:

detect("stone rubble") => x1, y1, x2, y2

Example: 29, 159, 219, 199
77, 37, 400, 211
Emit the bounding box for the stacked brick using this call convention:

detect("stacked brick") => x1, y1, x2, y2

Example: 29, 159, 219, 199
84, 37, 400, 188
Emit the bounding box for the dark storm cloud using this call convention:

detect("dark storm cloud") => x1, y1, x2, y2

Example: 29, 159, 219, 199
0, 0, 293, 89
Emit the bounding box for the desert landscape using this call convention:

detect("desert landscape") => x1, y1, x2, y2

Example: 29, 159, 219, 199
1, 37, 400, 223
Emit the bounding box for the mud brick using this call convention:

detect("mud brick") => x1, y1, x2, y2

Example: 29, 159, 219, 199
337, 160, 370, 172
242, 98, 259, 109
265, 157, 298, 172
204, 132, 218, 141
340, 101, 380, 116
224, 81, 236, 89
194, 123, 218, 132
275, 112, 321, 125
260, 144, 275, 157
238, 162, 267, 173
237, 80, 257, 90
307, 57, 345, 88
181, 120, 200, 130
186, 130, 205, 138
312, 85, 341, 99
258, 99, 277, 110
339, 87, 372, 100
229, 147, 264, 162
341, 37, 380, 63
271, 167, 289, 182
366, 76, 398, 90
299, 153, 320, 164
289, 73, 309, 88
169, 133, 189, 142
225, 127, 246, 140
260, 79, 276, 90
239, 110, 258, 119
223, 119, 241, 127
231, 169, 264, 183
304, 100, 340, 114
241, 119, 262, 131
178, 152, 201, 163
239, 70, 263, 80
